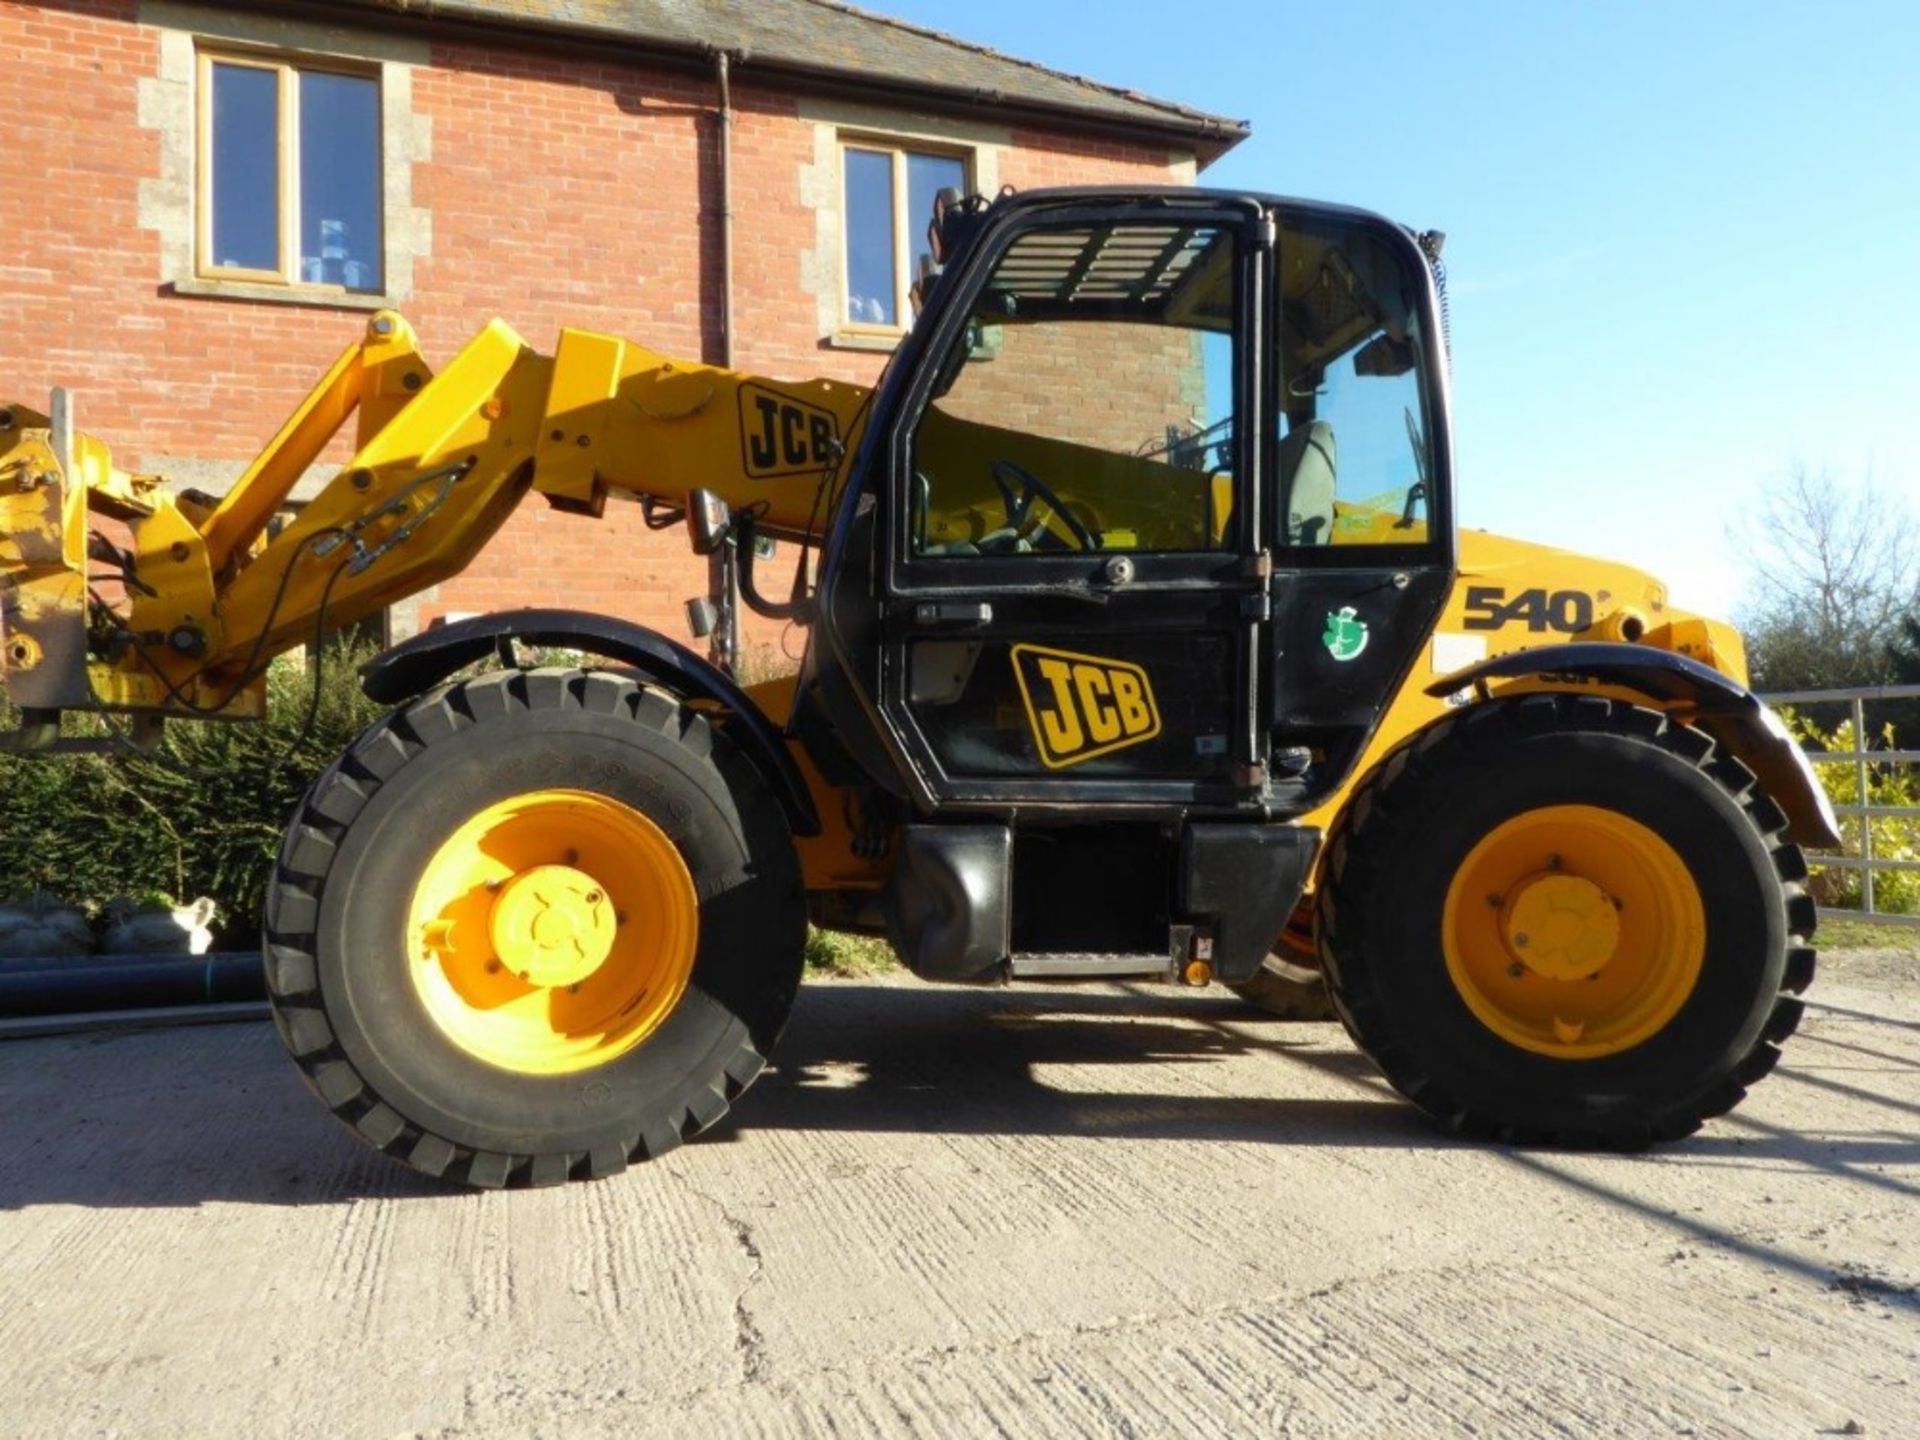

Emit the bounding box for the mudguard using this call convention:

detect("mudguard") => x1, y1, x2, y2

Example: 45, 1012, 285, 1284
1427, 642, 1841, 850
359, 608, 821, 836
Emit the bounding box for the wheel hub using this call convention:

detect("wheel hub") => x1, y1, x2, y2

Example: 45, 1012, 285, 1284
405, 788, 700, 1075
1439, 804, 1707, 1059
1502, 872, 1620, 981
489, 863, 617, 988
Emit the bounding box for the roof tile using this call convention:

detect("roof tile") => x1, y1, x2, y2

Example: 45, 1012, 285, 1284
341, 0, 1247, 147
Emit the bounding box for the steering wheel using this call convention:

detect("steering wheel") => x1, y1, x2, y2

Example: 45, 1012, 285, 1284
988, 458, 1098, 551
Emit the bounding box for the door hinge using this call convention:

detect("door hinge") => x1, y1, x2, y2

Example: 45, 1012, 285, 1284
1234, 760, 1269, 789
1240, 592, 1271, 622
1241, 549, 1272, 580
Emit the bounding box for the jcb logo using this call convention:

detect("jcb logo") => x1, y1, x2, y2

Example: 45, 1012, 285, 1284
739, 383, 840, 479
1011, 644, 1161, 770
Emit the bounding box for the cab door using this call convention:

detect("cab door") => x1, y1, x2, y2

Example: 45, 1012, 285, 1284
872, 201, 1274, 811
1263, 205, 1456, 804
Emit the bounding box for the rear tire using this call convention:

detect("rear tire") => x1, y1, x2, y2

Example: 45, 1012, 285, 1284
1230, 953, 1337, 1021
264, 667, 806, 1188
1320, 694, 1816, 1147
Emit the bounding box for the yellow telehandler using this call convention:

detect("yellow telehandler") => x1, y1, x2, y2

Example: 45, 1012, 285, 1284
0, 187, 1837, 1186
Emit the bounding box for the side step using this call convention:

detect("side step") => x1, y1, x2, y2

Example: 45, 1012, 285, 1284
1008, 952, 1174, 981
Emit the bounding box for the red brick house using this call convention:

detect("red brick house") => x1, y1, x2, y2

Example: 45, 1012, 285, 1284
1, 0, 1245, 650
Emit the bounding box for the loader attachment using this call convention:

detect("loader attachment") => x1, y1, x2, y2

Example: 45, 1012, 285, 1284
0, 307, 874, 749
0, 310, 470, 740
0, 393, 95, 721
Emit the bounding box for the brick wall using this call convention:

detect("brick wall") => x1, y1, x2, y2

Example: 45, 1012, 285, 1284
0, 1, 1195, 654
937, 320, 1207, 459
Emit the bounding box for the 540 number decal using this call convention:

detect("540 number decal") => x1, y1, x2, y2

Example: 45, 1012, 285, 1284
1461, 586, 1594, 635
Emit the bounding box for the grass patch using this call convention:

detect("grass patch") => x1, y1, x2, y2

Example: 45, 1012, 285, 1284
1816, 915, 1920, 953
804, 926, 898, 976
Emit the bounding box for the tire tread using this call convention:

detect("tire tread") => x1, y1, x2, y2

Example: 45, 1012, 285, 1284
263, 667, 800, 1188
1319, 693, 1815, 1149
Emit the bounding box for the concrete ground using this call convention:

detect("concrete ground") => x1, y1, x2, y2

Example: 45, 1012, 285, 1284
1, 951, 1916, 1440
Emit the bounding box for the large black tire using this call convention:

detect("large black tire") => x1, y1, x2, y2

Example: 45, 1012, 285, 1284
1320, 693, 1817, 1147
263, 667, 806, 1188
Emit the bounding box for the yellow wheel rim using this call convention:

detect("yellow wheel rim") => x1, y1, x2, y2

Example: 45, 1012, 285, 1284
1440, 804, 1705, 1060
406, 789, 699, 1075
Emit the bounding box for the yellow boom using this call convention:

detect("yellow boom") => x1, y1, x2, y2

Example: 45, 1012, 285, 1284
0, 312, 868, 729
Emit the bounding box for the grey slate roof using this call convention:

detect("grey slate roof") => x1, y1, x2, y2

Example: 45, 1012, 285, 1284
337, 0, 1247, 154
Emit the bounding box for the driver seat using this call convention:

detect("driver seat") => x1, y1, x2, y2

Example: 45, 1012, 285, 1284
1279, 421, 1336, 546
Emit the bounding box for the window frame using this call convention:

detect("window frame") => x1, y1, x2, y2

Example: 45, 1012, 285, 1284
905, 254, 1242, 562
836, 135, 973, 339
194, 45, 386, 294
1269, 203, 1454, 570
886, 202, 1266, 598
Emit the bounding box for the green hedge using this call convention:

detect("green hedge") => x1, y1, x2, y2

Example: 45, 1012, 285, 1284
1, 646, 900, 968
0, 645, 386, 947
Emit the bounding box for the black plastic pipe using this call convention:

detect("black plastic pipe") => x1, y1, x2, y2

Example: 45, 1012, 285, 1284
0, 951, 231, 976
0, 954, 264, 1017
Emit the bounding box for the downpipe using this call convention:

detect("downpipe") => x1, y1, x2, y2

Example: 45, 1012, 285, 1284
707, 46, 744, 673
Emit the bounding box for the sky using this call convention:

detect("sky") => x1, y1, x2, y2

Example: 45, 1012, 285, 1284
869, 0, 1920, 617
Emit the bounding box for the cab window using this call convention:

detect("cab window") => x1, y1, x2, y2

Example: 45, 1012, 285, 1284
1278, 216, 1434, 548
909, 221, 1238, 557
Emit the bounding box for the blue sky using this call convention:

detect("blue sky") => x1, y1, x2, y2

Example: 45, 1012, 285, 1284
872, 0, 1920, 617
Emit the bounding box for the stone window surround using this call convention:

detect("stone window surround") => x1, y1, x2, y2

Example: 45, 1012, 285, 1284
799, 99, 1008, 353
799, 99, 1200, 353
137, 1, 432, 312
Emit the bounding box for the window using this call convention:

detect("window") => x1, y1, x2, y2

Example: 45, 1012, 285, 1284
841, 141, 968, 331
1284, 350, 1428, 546
198, 50, 383, 292
1277, 216, 1434, 547
909, 222, 1238, 557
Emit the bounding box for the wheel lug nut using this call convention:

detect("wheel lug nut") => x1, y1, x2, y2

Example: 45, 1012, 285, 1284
1508, 963, 1525, 978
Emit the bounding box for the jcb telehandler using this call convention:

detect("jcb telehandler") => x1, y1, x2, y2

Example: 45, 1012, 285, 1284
0, 187, 1838, 1187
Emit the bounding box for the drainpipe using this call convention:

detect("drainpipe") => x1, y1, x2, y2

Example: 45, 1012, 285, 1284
710, 48, 742, 671
714, 47, 736, 369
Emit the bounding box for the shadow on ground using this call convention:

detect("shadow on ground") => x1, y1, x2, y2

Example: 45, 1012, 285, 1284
0, 981, 1914, 1212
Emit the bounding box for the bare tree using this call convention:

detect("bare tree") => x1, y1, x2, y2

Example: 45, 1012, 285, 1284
1731, 463, 1920, 691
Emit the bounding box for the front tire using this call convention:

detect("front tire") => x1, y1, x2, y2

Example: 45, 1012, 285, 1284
264, 667, 806, 1188
1320, 694, 1817, 1147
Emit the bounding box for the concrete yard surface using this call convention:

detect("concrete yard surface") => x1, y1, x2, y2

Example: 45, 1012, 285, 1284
1, 957, 1916, 1439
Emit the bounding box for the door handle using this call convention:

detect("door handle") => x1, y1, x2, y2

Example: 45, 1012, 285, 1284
914, 600, 994, 627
